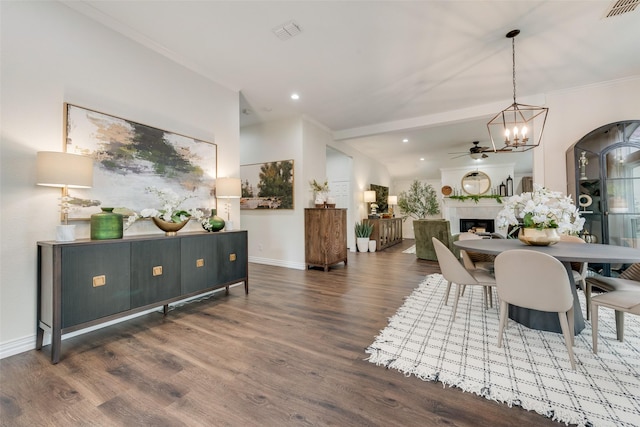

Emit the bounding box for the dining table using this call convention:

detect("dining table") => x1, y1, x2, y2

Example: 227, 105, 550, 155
454, 239, 640, 335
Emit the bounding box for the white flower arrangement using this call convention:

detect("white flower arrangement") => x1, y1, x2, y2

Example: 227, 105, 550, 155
125, 187, 205, 229
496, 183, 585, 234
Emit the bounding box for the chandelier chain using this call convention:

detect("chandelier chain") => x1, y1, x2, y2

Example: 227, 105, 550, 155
512, 36, 517, 104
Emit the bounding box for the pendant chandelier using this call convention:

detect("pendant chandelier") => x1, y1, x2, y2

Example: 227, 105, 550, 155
487, 29, 548, 152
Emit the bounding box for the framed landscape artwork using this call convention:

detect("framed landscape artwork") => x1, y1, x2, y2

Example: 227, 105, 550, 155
240, 160, 294, 210
64, 103, 217, 220
370, 184, 389, 213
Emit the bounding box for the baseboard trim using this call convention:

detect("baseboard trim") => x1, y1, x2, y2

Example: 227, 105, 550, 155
248, 256, 306, 270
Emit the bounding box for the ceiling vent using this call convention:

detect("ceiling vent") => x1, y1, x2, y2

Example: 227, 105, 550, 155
604, 0, 639, 17
272, 20, 302, 40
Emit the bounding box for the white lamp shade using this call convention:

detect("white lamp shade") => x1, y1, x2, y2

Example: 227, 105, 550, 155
36, 151, 93, 188
388, 195, 398, 205
364, 190, 376, 203
216, 177, 241, 198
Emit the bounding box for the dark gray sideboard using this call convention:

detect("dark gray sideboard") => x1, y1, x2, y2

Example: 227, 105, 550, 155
37, 230, 248, 363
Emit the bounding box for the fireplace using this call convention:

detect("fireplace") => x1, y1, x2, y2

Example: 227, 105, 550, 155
460, 218, 495, 233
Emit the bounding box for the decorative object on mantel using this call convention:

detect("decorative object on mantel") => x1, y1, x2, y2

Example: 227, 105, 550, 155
90, 207, 123, 240
487, 29, 548, 153
441, 185, 452, 196
506, 175, 513, 197
36, 151, 94, 242
201, 208, 225, 232
397, 180, 440, 220
447, 194, 503, 204
496, 184, 584, 246
124, 187, 204, 236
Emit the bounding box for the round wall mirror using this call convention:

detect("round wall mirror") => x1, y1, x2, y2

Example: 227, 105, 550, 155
461, 171, 491, 195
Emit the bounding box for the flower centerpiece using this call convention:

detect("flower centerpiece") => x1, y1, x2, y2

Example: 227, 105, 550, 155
125, 187, 205, 235
496, 184, 585, 245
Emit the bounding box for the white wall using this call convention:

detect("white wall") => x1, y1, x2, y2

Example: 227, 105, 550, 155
0, 2, 239, 357
539, 77, 640, 192
327, 141, 391, 248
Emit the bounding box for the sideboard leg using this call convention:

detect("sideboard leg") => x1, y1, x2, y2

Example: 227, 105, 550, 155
225, 286, 230, 295
51, 329, 61, 364
244, 280, 249, 294
163, 304, 169, 316
36, 327, 44, 350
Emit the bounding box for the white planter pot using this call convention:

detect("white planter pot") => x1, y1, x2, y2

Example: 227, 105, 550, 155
368, 240, 377, 252
356, 237, 369, 252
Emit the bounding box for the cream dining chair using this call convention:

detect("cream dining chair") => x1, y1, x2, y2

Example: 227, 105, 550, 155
432, 237, 496, 321
494, 249, 576, 370
591, 290, 640, 353
559, 234, 589, 317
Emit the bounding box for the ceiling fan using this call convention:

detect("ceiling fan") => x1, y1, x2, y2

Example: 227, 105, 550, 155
449, 141, 491, 159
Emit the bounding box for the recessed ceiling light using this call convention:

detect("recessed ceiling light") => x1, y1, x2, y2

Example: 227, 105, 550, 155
291, 93, 300, 100
420, 157, 425, 161
402, 138, 409, 143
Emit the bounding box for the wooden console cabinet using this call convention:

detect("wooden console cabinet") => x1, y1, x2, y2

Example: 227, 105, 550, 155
364, 217, 403, 250
305, 208, 347, 271
37, 231, 248, 363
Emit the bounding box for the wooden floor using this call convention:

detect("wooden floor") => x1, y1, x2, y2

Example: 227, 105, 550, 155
0, 239, 560, 427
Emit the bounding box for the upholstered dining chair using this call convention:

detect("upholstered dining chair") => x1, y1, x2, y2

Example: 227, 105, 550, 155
494, 250, 576, 369
585, 263, 640, 321
559, 234, 589, 316
591, 290, 640, 353
458, 232, 494, 272
432, 237, 496, 320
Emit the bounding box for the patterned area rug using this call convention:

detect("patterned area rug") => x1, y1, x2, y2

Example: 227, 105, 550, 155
402, 244, 416, 254
366, 274, 640, 427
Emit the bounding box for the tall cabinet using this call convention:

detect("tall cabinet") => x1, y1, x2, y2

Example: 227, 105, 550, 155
304, 208, 347, 271
567, 120, 640, 276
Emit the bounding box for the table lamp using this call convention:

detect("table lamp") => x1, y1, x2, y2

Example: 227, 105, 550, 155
36, 151, 93, 241
388, 195, 398, 217
216, 177, 241, 231
364, 190, 377, 216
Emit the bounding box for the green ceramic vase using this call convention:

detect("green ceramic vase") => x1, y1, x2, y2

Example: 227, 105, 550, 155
91, 207, 123, 240
203, 209, 225, 232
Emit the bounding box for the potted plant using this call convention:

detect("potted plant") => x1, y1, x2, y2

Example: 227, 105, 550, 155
310, 179, 330, 206
397, 180, 445, 260
397, 180, 440, 220
355, 221, 374, 252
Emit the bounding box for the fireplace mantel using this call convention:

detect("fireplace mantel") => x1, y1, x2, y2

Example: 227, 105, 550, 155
441, 197, 506, 235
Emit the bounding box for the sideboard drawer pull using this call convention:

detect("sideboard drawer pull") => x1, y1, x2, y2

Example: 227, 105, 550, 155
196, 258, 205, 268
229, 253, 236, 262
92, 275, 106, 287
152, 266, 163, 276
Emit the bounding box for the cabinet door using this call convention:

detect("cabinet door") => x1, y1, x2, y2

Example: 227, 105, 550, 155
61, 243, 130, 328
216, 232, 248, 285
131, 239, 181, 308
181, 234, 218, 294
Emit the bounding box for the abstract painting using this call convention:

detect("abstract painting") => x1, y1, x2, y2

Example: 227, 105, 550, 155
64, 103, 216, 219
